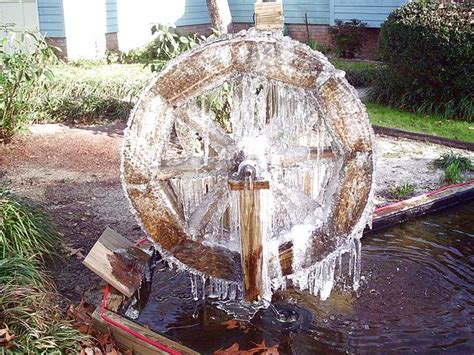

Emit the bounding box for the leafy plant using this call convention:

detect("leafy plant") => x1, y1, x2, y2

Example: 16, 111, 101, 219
374, 1, 473, 120
328, 19, 367, 59
147, 25, 207, 72
0, 26, 56, 142
389, 183, 415, 199
441, 161, 463, 185
434, 152, 472, 172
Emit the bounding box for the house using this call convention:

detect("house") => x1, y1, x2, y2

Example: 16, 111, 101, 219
0, 0, 406, 59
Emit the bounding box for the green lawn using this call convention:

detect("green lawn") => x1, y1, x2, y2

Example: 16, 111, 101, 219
330, 58, 383, 87
366, 102, 474, 143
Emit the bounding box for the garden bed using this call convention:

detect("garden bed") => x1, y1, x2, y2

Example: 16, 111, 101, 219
0, 122, 473, 303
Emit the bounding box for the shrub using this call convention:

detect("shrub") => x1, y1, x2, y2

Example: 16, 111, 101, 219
0, 26, 56, 142
373, 1, 473, 120
331, 59, 383, 87
328, 19, 367, 59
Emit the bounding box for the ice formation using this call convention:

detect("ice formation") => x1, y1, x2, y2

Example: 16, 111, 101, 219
121, 29, 375, 308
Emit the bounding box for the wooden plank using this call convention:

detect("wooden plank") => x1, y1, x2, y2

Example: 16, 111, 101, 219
255, 2, 284, 30
83, 228, 150, 298
92, 308, 199, 355
228, 180, 270, 190
239, 189, 264, 302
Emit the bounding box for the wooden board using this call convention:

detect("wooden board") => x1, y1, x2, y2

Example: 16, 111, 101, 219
83, 227, 150, 297
92, 308, 199, 355
255, 2, 284, 31
239, 189, 264, 302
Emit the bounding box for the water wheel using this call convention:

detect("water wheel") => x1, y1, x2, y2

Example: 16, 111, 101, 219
122, 29, 375, 302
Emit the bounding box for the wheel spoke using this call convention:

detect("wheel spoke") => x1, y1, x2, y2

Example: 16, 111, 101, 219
154, 156, 232, 181
187, 182, 229, 237
176, 106, 236, 156
270, 146, 335, 168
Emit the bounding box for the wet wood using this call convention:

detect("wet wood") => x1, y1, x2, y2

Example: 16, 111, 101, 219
187, 185, 227, 236
228, 180, 270, 190
239, 188, 264, 302
83, 228, 150, 298
155, 157, 230, 180
255, 1, 284, 31
92, 308, 199, 355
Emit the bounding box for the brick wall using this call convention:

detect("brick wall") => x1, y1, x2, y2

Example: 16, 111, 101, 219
105, 32, 119, 51
46, 37, 68, 59
175, 22, 380, 59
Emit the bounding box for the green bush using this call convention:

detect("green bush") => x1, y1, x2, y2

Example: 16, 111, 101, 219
328, 19, 367, 59
373, 1, 473, 121
389, 183, 415, 199
434, 152, 472, 172
0, 26, 56, 142
331, 59, 383, 87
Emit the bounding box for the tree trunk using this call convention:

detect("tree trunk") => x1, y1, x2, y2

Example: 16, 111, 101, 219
206, 0, 232, 34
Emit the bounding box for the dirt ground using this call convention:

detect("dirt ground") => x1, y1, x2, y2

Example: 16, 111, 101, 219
1, 122, 473, 303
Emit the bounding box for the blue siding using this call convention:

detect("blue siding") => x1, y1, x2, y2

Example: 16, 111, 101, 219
175, 0, 211, 26
229, 0, 254, 23
333, 0, 406, 27
106, 0, 118, 33
37, 0, 65, 37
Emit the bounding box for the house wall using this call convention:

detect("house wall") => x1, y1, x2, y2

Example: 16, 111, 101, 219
0, 0, 40, 32
105, 0, 118, 50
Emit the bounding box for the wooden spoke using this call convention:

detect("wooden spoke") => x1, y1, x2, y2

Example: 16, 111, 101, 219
176, 107, 236, 155
154, 156, 232, 181
271, 146, 335, 168
187, 184, 228, 237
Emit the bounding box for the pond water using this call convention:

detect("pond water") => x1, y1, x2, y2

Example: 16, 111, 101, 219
128, 201, 473, 354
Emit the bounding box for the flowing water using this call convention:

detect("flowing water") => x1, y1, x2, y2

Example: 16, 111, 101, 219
126, 202, 473, 354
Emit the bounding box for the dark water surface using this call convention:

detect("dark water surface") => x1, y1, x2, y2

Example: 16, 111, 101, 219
131, 202, 474, 354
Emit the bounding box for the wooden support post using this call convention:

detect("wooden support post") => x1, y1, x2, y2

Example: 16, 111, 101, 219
229, 178, 269, 302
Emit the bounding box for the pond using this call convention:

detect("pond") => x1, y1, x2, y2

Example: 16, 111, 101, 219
128, 201, 473, 354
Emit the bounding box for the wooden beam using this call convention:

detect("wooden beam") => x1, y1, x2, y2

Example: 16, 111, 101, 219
239, 188, 264, 302
92, 308, 199, 355
228, 180, 270, 191
83, 228, 150, 298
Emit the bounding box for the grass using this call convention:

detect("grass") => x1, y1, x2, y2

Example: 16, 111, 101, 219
441, 162, 463, 185
330, 58, 383, 87
366, 102, 474, 143
0, 189, 87, 352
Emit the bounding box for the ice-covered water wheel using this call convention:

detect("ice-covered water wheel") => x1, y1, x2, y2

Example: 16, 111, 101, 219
122, 29, 375, 303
